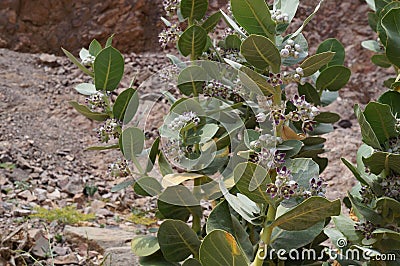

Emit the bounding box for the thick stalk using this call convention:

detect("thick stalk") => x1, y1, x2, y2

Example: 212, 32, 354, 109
252, 206, 277, 266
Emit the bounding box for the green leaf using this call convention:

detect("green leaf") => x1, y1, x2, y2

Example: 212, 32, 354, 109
354, 104, 381, 149
316, 65, 351, 91
113, 88, 137, 123
61, 47, 94, 77
159, 151, 173, 176
298, 82, 321, 106
316, 38, 345, 70
278, 140, 303, 157
134, 176, 163, 197
157, 186, 201, 221
146, 137, 160, 173
271, 196, 341, 231
105, 34, 114, 47
220, 10, 247, 38
314, 112, 340, 123
161, 173, 203, 188
75, 83, 97, 95
270, 219, 324, 251
177, 66, 207, 96
320, 90, 338, 106
201, 11, 222, 32
234, 162, 273, 204
341, 158, 368, 186
111, 178, 135, 192
89, 39, 102, 56
368, 12, 378, 31
224, 35, 242, 50
240, 66, 275, 95
220, 182, 262, 225
300, 52, 335, 77
361, 40, 383, 52
241, 35, 281, 72
94, 46, 124, 91
382, 8, 400, 68
121, 127, 145, 160
68, 101, 108, 121
363, 102, 398, 144
376, 197, 400, 221
363, 152, 400, 174
332, 215, 361, 243
348, 193, 384, 224
139, 250, 179, 266
206, 200, 234, 234
178, 25, 208, 58
158, 220, 201, 262
230, 0, 276, 40
199, 230, 248, 266
378, 90, 400, 117
131, 235, 160, 257
371, 54, 392, 68
180, 0, 208, 22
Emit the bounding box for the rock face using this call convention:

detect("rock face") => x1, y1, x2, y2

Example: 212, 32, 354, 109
0, 0, 163, 55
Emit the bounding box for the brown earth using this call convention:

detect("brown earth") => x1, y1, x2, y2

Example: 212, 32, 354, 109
0, 0, 395, 265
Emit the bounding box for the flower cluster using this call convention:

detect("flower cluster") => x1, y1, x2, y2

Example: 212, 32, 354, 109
355, 221, 377, 240
280, 39, 302, 59
81, 55, 95, 66
359, 185, 374, 204
109, 159, 130, 178
162, 0, 180, 17
249, 134, 285, 169
203, 80, 232, 98
168, 111, 200, 131
387, 136, 400, 154
159, 23, 180, 49
163, 139, 185, 163
97, 119, 121, 143
290, 95, 320, 132
381, 173, 400, 201
271, 9, 289, 24
266, 166, 298, 199
85, 92, 106, 111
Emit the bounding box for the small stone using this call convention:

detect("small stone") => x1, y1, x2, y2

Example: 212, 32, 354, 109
47, 189, 61, 200
18, 190, 37, 202
52, 253, 79, 265
34, 188, 47, 202
91, 200, 106, 210
338, 119, 352, 129
65, 155, 74, 161
53, 246, 69, 256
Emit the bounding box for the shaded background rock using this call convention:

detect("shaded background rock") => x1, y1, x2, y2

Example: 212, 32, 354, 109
0, 0, 164, 55
0, 0, 228, 55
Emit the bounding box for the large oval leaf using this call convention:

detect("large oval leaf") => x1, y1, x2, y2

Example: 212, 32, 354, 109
233, 162, 273, 204
378, 90, 400, 118
241, 35, 281, 72
131, 235, 160, 257
297, 82, 321, 106
382, 8, 400, 68
316, 65, 351, 91
300, 52, 335, 77
121, 127, 145, 160
271, 196, 341, 231
94, 46, 124, 91
199, 230, 248, 266
75, 83, 97, 95
316, 38, 345, 70
363, 102, 398, 144
134, 176, 163, 196
113, 88, 138, 123
158, 220, 201, 262
363, 152, 400, 175
180, 0, 208, 22
231, 0, 275, 40
201, 11, 222, 32
354, 104, 381, 149
178, 26, 208, 58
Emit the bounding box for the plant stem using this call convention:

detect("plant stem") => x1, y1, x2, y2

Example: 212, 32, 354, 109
132, 156, 144, 174
252, 205, 277, 266
192, 178, 202, 235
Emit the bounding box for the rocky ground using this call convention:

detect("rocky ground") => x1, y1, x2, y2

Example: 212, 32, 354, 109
0, 0, 396, 265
